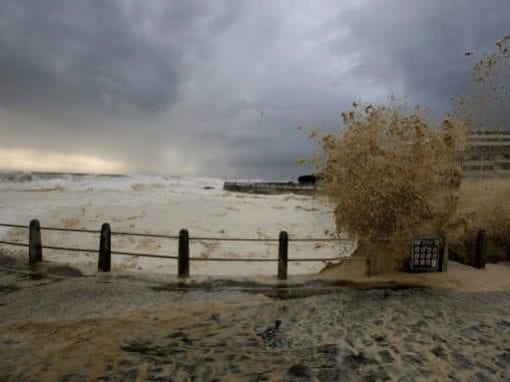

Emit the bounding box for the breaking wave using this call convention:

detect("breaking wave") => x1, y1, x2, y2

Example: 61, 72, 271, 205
0, 171, 225, 193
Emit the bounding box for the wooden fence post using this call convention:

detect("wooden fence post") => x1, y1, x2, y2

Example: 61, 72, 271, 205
29, 219, 42, 263
98, 223, 111, 272
178, 229, 190, 278
474, 229, 486, 269
278, 231, 288, 280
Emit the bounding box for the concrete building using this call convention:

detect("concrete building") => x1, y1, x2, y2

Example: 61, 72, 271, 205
462, 131, 510, 177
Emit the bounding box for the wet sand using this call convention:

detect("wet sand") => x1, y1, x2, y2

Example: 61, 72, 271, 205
1, 255, 510, 381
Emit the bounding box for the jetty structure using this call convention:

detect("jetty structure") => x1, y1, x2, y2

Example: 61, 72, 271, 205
224, 131, 510, 195
223, 180, 316, 195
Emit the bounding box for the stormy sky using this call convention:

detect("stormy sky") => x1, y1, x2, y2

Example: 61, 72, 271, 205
0, 0, 509, 179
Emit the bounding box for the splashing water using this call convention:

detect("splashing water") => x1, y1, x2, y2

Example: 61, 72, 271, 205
315, 104, 466, 249
310, 35, 510, 267
455, 34, 510, 130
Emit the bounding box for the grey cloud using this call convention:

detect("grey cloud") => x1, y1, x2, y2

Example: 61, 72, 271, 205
0, 0, 508, 179
335, 0, 510, 109
0, 0, 221, 115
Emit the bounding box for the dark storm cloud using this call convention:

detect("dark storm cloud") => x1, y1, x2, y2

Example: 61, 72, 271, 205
335, 0, 510, 109
0, 0, 182, 114
0, 0, 508, 178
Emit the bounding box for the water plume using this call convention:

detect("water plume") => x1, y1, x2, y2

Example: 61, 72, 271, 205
315, 104, 466, 253
311, 35, 510, 268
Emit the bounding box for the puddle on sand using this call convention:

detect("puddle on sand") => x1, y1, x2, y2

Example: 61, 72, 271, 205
0, 254, 85, 293
0, 254, 84, 278
0, 283, 20, 296
151, 278, 426, 300
2, 252, 424, 300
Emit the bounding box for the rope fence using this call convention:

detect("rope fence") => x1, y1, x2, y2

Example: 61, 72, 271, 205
190, 236, 279, 242
0, 240, 29, 248
111, 231, 179, 240
0, 220, 361, 279
41, 245, 97, 253
40, 226, 101, 234
0, 223, 30, 229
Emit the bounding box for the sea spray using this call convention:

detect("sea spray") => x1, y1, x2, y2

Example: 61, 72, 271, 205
455, 34, 510, 130
448, 178, 510, 262
447, 35, 510, 261
314, 104, 467, 265
310, 35, 510, 269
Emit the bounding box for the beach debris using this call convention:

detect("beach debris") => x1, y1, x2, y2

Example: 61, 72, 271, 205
255, 319, 283, 348
287, 364, 312, 380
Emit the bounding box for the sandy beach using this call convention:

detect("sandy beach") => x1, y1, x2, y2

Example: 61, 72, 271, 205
1, 254, 510, 381
1, 175, 510, 380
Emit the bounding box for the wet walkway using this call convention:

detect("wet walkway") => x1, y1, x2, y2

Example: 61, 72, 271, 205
1, 254, 509, 381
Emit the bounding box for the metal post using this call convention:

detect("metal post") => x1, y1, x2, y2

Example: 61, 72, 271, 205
178, 229, 190, 278
366, 257, 371, 277
278, 231, 288, 280
438, 238, 448, 273
98, 223, 111, 272
369, 252, 378, 277
474, 229, 486, 269
29, 219, 42, 263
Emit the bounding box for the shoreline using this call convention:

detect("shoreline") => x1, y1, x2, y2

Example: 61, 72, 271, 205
3, 250, 510, 293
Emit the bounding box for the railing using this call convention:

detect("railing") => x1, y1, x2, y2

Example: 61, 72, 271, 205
0, 220, 363, 279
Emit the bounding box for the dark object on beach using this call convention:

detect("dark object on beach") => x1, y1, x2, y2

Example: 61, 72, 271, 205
255, 320, 282, 348
287, 364, 312, 380
298, 174, 318, 185
449, 228, 506, 267
203, 186, 215, 190
474, 229, 486, 269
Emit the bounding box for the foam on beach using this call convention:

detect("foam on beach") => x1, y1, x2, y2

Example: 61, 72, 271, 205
0, 172, 355, 277
0, 171, 224, 193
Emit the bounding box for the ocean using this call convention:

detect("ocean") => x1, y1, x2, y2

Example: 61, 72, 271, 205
0, 171, 226, 193
0, 171, 352, 276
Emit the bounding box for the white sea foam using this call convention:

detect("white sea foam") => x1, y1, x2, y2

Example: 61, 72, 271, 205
0, 171, 225, 193
0, 171, 352, 276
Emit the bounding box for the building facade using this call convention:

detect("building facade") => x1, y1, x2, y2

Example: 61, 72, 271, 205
462, 131, 510, 177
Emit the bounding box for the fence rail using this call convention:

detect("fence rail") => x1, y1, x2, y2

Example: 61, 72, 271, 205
0, 220, 359, 279
0, 240, 29, 248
